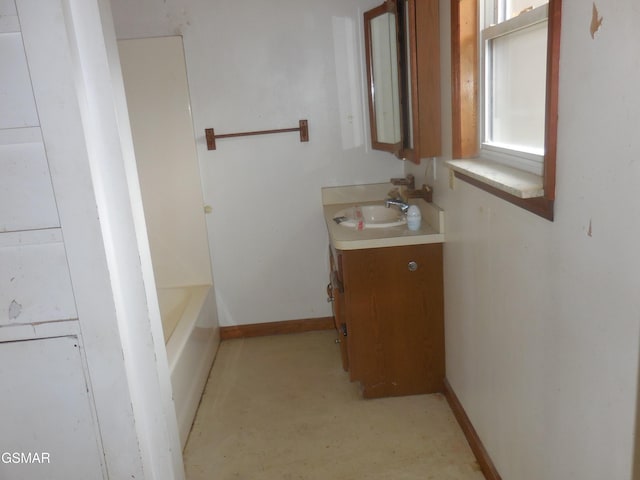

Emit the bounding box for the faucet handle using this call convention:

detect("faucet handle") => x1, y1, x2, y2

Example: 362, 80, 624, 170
390, 174, 415, 190
404, 184, 433, 203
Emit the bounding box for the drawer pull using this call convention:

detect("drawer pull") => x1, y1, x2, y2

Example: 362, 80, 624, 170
408, 261, 418, 272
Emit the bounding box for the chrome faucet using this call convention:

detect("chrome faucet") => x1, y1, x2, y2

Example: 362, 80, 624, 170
385, 198, 409, 214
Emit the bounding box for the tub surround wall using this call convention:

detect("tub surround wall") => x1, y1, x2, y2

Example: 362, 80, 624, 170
110, 0, 403, 327
118, 36, 213, 289
407, 1, 640, 479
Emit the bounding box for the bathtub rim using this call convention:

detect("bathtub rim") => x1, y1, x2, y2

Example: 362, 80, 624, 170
165, 284, 210, 371
160, 284, 219, 449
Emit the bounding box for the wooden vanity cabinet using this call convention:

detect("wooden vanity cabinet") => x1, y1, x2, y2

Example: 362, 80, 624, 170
329, 243, 444, 398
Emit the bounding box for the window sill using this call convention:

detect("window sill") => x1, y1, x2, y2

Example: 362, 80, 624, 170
447, 158, 543, 198
446, 158, 553, 221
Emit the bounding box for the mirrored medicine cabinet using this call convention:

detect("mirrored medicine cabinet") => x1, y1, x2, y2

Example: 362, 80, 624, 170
364, 0, 441, 164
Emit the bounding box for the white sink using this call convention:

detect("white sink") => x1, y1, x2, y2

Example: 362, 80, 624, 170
333, 205, 406, 229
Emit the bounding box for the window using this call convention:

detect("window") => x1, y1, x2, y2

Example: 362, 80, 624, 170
450, 0, 561, 221
483, 0, 548, 172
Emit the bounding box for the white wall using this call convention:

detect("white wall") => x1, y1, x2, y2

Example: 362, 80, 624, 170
109, 0, 403, 326
408, 1, 640, 478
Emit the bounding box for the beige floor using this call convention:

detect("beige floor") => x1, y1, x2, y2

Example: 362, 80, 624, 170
183, 330, 484, 480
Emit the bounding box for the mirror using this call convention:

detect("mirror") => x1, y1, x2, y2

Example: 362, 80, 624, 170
364, 0, 441, 163
397, 0, 415, 157
364, 1, 402, 155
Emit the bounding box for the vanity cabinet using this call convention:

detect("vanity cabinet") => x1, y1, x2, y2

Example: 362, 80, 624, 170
329, 242, 444, 398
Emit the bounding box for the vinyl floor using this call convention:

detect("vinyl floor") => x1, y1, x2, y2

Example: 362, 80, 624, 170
183, 330, 485, 480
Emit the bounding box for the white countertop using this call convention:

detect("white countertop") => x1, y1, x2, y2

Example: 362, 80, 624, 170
322, 183, 444, 251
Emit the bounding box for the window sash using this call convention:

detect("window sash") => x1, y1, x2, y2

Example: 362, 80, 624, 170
482, 4, 549, 42
480, 2, 549, 171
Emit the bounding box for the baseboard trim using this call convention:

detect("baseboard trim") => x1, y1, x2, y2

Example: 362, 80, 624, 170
219, 317, 334, 340
443, 378, 502, 480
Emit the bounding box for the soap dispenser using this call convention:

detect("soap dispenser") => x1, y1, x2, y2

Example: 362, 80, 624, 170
406, 205, 421, 231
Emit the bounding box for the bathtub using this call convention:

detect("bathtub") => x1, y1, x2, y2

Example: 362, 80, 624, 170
157, 285, 219, 449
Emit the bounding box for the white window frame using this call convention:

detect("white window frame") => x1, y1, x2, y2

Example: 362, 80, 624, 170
479, 2, 549, 175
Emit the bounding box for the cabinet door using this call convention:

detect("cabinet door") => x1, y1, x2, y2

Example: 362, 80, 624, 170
343, 244, 444, 397
0, 336, 106, 479
412, 0, 441, 159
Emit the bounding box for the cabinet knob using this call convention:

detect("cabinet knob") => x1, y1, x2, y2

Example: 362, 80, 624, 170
408, 261, 418, 272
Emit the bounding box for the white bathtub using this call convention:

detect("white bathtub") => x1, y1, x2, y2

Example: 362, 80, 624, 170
157, 285, 219, 449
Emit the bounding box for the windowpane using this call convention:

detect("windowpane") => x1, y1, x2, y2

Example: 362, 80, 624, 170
487, 20, 547, 153
505, 0, 548, 20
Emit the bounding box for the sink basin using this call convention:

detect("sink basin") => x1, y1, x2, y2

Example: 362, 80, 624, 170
333, 205, 406, 229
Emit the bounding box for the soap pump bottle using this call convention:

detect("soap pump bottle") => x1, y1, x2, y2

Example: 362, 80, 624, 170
406, 205, 421, 231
